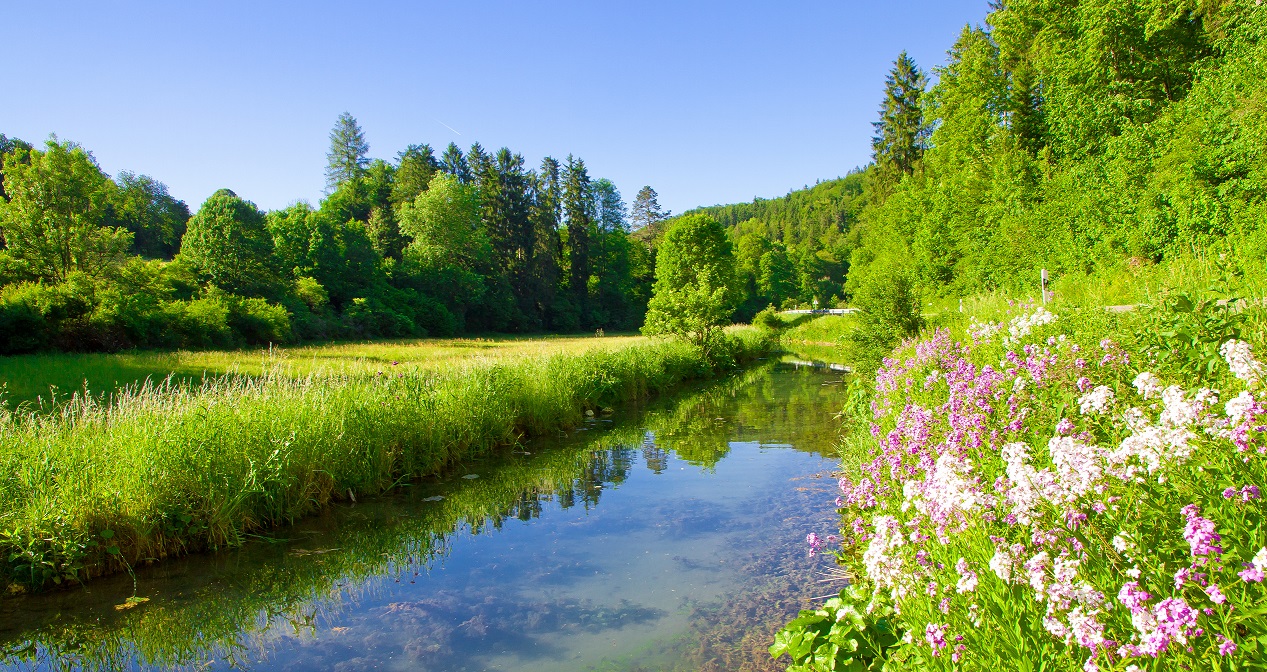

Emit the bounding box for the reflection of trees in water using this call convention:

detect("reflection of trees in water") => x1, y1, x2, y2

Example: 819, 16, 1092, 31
642, 432, 669, 473
500, 447, 637, 522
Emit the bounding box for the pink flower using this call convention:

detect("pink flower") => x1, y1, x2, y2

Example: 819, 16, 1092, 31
1218, 634, 1237, 656
1182, 505, 1222, 557
1205, 584, 1227, 605
925, 622, 948, 655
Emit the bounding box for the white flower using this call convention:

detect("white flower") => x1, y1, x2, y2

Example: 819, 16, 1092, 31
1079, 386, 1115, 415
1253, 547, 1267, 572
990, 547, 1014, 583
1132, 372, 1162, 399
1226, 391, 1255, 424
1222, 339, 1264, 387
1003, 307, 1058, 346
1014, 376, 1028, 392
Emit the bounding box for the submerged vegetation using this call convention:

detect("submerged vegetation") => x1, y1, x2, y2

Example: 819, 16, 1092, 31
0, 329, 771, 593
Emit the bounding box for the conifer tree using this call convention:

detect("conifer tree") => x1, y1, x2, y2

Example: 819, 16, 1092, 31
325, 112, 369, 192
629, 185, 670, 231
440, 142, 470, 183
530, 157, 564, 327
871, 52, 930, 181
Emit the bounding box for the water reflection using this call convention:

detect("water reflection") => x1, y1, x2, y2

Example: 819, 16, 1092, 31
0, 360, 849, 672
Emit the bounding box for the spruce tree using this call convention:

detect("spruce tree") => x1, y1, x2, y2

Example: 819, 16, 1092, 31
325, 112, 369, 193
391, 144, 439, 210
530, 157, 564, 328
871, 52, 930, 180
629, 185, 670, 231
440, 142, 470, 183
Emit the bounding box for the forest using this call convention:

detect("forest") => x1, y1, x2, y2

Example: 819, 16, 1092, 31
0, 119, 672, 353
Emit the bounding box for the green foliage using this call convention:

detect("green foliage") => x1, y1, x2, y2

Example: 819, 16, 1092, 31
753, 305, 786, 331
770, 586, 903, 671
643, 214, 739, 348
179, 189, 278, 298
871, 51, 929, 184
1138, 289, 1245, 383
848, 263, 924, 371
0, 140, 132, 282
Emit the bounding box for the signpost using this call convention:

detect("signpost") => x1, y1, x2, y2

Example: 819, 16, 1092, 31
1041, 269, 1049, 304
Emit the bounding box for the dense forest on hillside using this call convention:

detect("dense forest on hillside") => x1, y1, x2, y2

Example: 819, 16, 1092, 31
852, 0, 1267, 299
0, 119, 671, 353
644, 0, 1267, 326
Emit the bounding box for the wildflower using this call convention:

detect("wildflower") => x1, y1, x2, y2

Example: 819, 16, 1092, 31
925, 622, 948, 655
1226, 391, 1255, 424
1056, 418, 1074, 435
955, 557, 979, 594
1133, 372, 1162, 399
939, 597, 951, 614
1221, 339, 1263, 387
1077, 377, 1092, 392
990, 546, 1015, 582
1223, 487, 1238, 499
1254, 547, 1267, 572
1181, 505, 1222, 558
1218, 634, 1237, 656
1118, 582, 1151, 613
1174, 566, 1193, 589
1079, 385, 1109, 410
1205, 584, 1227, 605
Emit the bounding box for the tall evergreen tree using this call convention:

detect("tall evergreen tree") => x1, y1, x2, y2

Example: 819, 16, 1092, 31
562, 155, 594, 324
871, 52, 930, 181
530, 157, 564, 328
391, 143, 439, 211
629, 185, 670, 231
325, 112, 370, 192
440, 142, 470, 183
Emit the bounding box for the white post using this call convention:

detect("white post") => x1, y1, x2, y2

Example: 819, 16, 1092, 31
1040, 269, 1049, 304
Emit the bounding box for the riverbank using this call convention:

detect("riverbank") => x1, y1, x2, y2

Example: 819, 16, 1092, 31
0, 328, 773, 593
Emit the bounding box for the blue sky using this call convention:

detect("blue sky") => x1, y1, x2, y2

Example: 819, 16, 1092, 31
5, 1, 990, 215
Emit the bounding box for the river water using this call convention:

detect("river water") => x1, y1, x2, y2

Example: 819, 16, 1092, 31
0, 359, 849, 672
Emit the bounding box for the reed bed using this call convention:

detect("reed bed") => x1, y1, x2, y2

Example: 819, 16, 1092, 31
0, 329, 772, 592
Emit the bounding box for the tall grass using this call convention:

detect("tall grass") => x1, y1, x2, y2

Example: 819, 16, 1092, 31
0, 329, 772, 592
0, 332, 647, 409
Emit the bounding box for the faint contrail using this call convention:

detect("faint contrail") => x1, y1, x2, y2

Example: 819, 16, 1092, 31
436, 119, 462, 136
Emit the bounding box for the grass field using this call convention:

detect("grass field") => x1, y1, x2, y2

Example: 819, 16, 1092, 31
0, 332, 646, 409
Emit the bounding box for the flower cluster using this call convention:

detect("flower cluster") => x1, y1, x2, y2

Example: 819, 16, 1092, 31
826, 310, 1267, 669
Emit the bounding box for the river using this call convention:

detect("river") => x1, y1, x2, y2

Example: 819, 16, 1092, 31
0, 358, 850, 672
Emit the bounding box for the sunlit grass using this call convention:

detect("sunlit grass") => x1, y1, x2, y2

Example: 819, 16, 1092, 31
0, 332, 646, 409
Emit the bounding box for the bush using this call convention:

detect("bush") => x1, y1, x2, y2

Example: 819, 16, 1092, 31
754, 305, 786, 332
848, 265, 924, 372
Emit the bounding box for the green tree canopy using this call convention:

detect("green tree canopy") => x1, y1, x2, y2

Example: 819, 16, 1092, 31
179, 189, 278, 297
0, 139, 131, 281
642, 214, 738, 348
629, 185, 670, 232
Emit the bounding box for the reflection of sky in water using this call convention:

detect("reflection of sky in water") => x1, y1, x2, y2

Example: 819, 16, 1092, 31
0, 364, 846, 672
235, 443, 835, 672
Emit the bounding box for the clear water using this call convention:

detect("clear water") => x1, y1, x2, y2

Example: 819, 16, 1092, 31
0, 360, 849, 672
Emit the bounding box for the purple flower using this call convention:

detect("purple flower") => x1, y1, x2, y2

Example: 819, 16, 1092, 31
1223, 487, 1238, 499
1057, 418, 1075, 435
1077, 377, 1092, 392
1205, 584, 1227, 604
1218, 634, 1237, 656
1182, 505, 1222, 558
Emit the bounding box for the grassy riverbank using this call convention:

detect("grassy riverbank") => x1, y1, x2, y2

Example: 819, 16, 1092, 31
0, 328, 772, 593
0, 332, 647, 409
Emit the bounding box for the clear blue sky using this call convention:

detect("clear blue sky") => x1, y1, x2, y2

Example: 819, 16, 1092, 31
5, 0, 990, 215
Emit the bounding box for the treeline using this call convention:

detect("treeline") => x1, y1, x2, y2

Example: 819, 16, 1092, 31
0, 116, 668, 353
